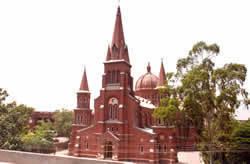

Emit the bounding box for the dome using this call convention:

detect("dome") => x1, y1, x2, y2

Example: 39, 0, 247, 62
135, 63, 159, 91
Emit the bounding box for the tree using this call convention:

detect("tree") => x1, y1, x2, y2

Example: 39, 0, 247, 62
22, 121, 55, 153
0, 88, 34, 150
0, 88, 8, 104
153, 41, 249, 163
226, 120, 250, 164
53, 109, 73, 137
153, 72, 181, 126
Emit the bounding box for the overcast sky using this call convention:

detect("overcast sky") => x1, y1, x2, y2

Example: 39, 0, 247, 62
0, 0, 250, 120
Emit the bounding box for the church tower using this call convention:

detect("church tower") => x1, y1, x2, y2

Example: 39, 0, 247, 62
68, 5, 185, 163
74, 67, 91, 126
102, 6, 133, 93
94, 5, 138, 143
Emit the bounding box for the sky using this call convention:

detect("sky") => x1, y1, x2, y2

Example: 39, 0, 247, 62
0, 0, 250, 120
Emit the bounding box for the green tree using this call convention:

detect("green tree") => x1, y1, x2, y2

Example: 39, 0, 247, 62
0, 88, 8, 104
53, 109, 73, 137
0, 89, 34, 150
227, 120, 250, 164
22, 121, 55, 153
153, 72, 178, 124
153, 42, 249, 163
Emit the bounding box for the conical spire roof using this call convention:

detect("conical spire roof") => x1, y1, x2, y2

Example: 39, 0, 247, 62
79, 67, 89, 91
106, 46, 111, 61
106, 6, 130, 64
157, 60, 166, 87
112, 6, 125, 48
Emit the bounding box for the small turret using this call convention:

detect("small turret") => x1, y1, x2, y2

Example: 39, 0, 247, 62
157, 60, 166, 87
77, 67, 90, 109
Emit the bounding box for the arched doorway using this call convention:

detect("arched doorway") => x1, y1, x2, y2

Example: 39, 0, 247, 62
104, 141, 113, 159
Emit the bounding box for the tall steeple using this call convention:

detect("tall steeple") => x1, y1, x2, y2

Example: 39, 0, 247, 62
79, 67, 89, 91
106, 6, 130, 64
112, 6, 125, 48
157, 60, 166, 87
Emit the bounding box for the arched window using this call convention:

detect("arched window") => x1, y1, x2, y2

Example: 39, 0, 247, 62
158, 144, 162, 153
86, 142, 89, 149
83, 114, 86, 124
108, 97, 119, 120
139, 145, 144, 154
144, 113, 148, 127
112, 71, 116, 83
83, 97, 88, 108
163, 144, 167, 153
86, 115, 89, 124
83, 141, 88, 150
80, 115, 83, 124
107, 71, 111, 83
116, 70, 120, 83
158, 119, 161, 125
76, 115, 80, 124
147, 113, 151, 127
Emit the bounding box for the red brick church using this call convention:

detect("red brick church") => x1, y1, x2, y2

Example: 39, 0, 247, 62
68, 6, 196, 163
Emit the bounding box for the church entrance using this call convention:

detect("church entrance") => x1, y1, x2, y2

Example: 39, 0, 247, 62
104, 141, 113, 159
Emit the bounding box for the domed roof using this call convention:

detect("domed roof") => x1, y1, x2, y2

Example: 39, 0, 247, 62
135, 63, 159, 91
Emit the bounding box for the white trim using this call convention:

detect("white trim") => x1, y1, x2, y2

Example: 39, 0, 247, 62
104, 59, 130, 66
149, 139, 155, 143
135, 127, 155, 134
107, 131, 120, 141
135, 96, 155, 109
77, 90, 90, 93
155, 86, 166, 89
105, 120, 124, 124
77, 125, 94, 133
75, 108, 90, 110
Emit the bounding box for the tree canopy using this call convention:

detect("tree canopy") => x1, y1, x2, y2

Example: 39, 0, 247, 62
22, 121, 55, 153
153, 41, 249, 163
0, 88, 34, 150
53, 108, 73, 137
227, 120, 250, 164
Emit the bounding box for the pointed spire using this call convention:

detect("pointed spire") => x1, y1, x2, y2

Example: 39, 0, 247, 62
106, 46, 111, 61
105, 5, 130, 64
147, 62, 151, 73
112, 6, 125, 49
80, 67, 89, 91
123, 46, 130, 63
158, 60, 166, 86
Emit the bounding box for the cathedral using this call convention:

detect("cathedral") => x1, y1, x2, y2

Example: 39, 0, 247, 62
68, 6, 195, 164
